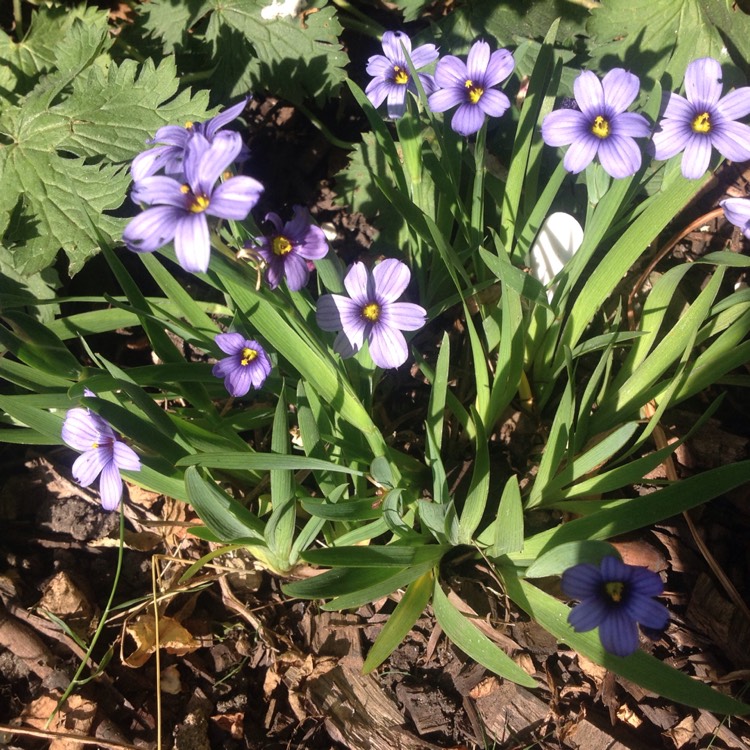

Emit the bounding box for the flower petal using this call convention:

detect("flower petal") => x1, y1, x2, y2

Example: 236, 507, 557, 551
382, 30, 410, 63
685, 57, 723, 108
661, 92, 693, 121
366, 78, 391, 109
366, 54, 393, 78
283, 253, 310, 291
208, 176, 264, 220
204, 98, 247, 140
611, 111, 650, 138
386, 85, 408, 119
343, 262, 373, 306
721, 197, 750, 237
599, 610, 639, 657
451, 103, 485, 136
62, 409, 111, 451
382, 301, 426, 331
625, 595, 669, 630
131, 176, 186, 209
561, 563, 602, 599
652, 119, 692, 160
568, 597, 608, 632
629, 567, 665, 597
410, 43, 439, 69
131, 146, 177, 181
428, 87, 465, 113
717, 86, 750, 120
478, 88, 510, 118
483, 48, 514, 88
215, 332, 247, 355
435, 55, 468, 89
563, 135, 599, 174
99, 460, 124, 511
681, 134, 713, 179
542, 109, 588, 147
373, 258, 410, 302
466, 40, 490, 81
601, 68, 640, 114
122, 206, 180, 254
368, 323, 408, 368
711, 120, 750, 163
195, 132, 243, 193
113, 441, 141, 472
174, 213, 210, 273
574, 70, 605, 117
72, 447, 109, 488
598, 134, 642, 178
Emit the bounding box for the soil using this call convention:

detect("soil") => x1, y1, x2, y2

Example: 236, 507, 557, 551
2, 15, 750, 750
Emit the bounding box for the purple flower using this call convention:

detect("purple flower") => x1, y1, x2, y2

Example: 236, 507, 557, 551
62, 408, 141, 511
255, 206, 329, 290
212, 333, 272, 397
365, 31, 438, 119
721, 197, 750, 239
131, 99, 249, 181
427, 40, 514, 136
541, 69, 650, 179
652, 58, 750, 180
561, 556, 669, 658
123, 132, 264, 273
316, 258, 426, 369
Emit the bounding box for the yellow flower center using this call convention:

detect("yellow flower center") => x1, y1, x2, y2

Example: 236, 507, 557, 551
181, 185, 210, 213
692, 111, 711, 134
591, 115, 610, 139
189, 194, 210, 213
362, 302, 381, 322
91, 442, 99, 449
464, 79, 484, 104
393, 65, 409, 85
605, 581, 625, 603
185, 120, 194, 129
240, 347, 258, 366
272, 236, 293, 256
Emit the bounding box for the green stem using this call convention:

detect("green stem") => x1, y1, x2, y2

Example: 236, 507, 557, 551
295, 100, 357, 150
13, 0, 24, 39
329, 0, 385, 37
47, 503, 126, 727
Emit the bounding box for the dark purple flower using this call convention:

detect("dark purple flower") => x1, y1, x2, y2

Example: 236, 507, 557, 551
365, 31, 438, 119
123, 132, 264, 273
720, 197, 750, 239
561, 556, 669, 658
62, 408, 141, 511
131, 99, 249, 181
255, 206, 329, 290
541, 69, 650, 179
212, 333, 272, 397
427, 40, 514, 136
652, 58, 750, 180
316, 258, 426, 369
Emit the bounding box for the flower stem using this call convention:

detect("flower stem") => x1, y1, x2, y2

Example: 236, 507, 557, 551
47, 503, 127, 727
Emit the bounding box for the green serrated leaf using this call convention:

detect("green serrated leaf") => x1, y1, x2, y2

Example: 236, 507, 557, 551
204, 0, 349, 104
56, 58, 215, 163
587, 0, 742, 89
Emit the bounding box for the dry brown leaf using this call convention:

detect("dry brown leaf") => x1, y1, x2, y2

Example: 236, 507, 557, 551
38, 573, 94, 619
211, 712, 245, 740
122, 613, 199, 668
468, 676, 499, 700
664, 715, 695, 749
616, 703, 642, 728
90, 528, 163, 551
21, 694, 96, 750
